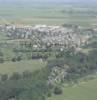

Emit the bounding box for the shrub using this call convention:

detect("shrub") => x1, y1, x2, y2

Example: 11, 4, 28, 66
47, 92, 52, 97
1, 74, 8, 81
0, 57, 4, 63
53, 86, 63, 95
12, 57, 17, 62
10, 72, 22, 80
17, 56, 22, 61
22, 70, 32, 78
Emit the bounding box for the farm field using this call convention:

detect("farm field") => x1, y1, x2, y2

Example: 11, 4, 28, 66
48, 79, 97, 100
0, 60, 46, 76
0, 4, 97, 26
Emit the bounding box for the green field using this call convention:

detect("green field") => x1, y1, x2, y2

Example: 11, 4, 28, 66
48, 79, 97, 100
0, 4, 97, 26
0, 60, 46, 75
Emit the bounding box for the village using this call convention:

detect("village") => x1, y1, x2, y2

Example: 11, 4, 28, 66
0, 24, 94, 52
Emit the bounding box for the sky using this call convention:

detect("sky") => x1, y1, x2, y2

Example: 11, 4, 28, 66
0, 0, 97, 4
0, 0, 97, 2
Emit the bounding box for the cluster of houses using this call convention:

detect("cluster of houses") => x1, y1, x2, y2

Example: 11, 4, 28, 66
48, 66, 67, 85
0, 24, 94, 50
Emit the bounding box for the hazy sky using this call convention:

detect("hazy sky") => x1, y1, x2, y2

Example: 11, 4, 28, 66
0, 0, 97, 4
0, 0, 96, 2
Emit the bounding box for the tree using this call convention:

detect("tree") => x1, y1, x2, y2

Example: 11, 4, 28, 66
53, 86, 63, 95
47, 92, 52, 97
17, 56, 22, 61
10, 72, 22, 80
1, 74, 8, 82
22, 70, 32, 78
0, 50, 4, 63
12, 57, 17, 62
0, 57, 4, 63
47, 58, 65, 68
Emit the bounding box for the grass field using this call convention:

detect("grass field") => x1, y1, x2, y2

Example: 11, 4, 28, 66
48, 79, 97, 100
0, 4, 97, 26
0, 60, 46, 76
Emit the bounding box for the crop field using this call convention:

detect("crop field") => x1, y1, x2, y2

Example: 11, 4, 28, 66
0, 4, 97, 26
48, 79, 97, 100
0, 60, 46, 76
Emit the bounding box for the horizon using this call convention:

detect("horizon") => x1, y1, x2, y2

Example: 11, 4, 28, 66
0, 0, 97, 3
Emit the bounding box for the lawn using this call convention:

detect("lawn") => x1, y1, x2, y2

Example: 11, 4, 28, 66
48, 79, 97, 100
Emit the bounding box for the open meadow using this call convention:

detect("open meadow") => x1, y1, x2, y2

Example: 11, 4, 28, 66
48, 79, 97, 100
